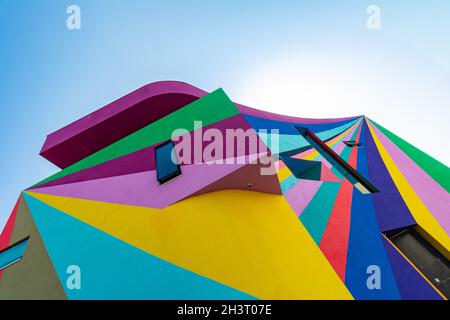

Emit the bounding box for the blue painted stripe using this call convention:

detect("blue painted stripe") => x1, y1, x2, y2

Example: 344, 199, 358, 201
345, 123, 401, 299
243, 114, 359, 135
258, 118, 360, 154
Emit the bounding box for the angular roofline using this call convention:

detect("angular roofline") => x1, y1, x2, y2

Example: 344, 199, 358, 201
40, 80, 363, 168
41, 81, 208, 155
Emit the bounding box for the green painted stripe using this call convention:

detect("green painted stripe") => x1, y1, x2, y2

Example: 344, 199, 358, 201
369, 119, 450, 193
299, 182, 341, 244
32, 89, 239, 187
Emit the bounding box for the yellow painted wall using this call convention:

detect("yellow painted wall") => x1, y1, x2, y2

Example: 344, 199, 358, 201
27, 190, 352, 300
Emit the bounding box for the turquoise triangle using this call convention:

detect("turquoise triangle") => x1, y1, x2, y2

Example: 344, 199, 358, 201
23, 194, 256, 300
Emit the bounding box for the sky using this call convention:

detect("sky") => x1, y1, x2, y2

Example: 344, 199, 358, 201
0, 0, 449, 230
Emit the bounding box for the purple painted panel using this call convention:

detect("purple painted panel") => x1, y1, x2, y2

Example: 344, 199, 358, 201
284, 180, 323, 217
29, 162, 245, 209
364, 121, 416, 232
31, 147, 155, 190
32, 114, 260, 190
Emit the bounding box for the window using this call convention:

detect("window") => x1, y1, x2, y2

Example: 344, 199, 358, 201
294, 126, 378, 194
344, 140, 363, 148
155, 141, 182, 185
385, 227, 450, 298
0, 236, 30, 271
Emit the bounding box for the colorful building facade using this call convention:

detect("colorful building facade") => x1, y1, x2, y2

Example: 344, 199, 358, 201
0, 81, 448, 300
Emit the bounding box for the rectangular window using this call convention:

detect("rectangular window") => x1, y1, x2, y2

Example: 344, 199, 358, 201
344, 140, 363, 148
155, 141, 182, 185
0, 236, 30, 271
385, 227, 450, 298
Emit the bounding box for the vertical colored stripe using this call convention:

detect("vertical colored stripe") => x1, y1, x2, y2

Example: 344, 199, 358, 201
345, 123, 400, 299
319, 180, 353, 280
364, 119, 416, 232
300, 182, 341, 244
318, 124, 362, 280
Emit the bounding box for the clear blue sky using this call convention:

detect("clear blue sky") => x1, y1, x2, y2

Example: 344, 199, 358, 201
1, 0, 449, 230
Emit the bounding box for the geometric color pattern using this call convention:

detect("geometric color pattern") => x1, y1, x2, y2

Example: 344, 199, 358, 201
0, 81, 448, 300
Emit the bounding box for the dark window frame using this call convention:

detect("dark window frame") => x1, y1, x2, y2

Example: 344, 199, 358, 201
344, 140, 363, 148
384, 227, 450, 298
0, 236, 30, 271
155, 140, 182, 185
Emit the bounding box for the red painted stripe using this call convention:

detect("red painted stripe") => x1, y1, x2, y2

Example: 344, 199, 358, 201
0, 196, 20, 280
319, 125, 362, 281
319, 180, 353, 280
